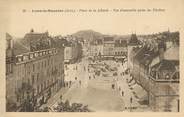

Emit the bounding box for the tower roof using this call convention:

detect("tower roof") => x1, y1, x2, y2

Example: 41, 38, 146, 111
128, 34, 140, 46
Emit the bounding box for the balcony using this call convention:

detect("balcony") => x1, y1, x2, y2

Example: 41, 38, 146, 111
15, 48, 57, 64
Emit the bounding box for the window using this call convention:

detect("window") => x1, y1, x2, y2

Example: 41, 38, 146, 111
38, 62, 40, 70
172, 72, 179, 80
37, 86, 39, 93
23, 55, 28, 61
33, 64, 35, 72
32, 75, 34, 84
47, 80, 49, 86
44, 81, 46, 89
34, 52, 38, 57
28, 79, 30, 85
45, 60, 47, 67
39, 52, 42, 56
6, 63, 13, 74
41, 84, 43, 91
30, 53, 34, 59
42, 61, 44, 68
37, 73, 39, 81
17, 56, 23, 62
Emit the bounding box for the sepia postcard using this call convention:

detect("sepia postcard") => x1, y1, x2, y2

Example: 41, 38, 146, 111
0, 0, 184, 117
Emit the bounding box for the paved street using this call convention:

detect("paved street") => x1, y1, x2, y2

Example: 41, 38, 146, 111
61, 58, 123, 111
44, 56, 150, 112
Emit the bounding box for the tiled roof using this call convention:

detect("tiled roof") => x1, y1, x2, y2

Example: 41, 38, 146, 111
133, 45, 159, 67
103, 36, 114, 42
152, 59, 178, 71
114, 40, 127, 47
164, 45, 179, 61
13, 39, 30, 55
24, 32, 49, 42
6, 33, 12, 40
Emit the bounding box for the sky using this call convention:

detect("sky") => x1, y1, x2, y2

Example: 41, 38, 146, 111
1, 0, 184, 38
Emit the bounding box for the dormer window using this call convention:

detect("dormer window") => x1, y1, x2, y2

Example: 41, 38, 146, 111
165, 73, 170, 79
34, 52, 38, 57
39, 52, 42, 56
30, 53, 34, 59
46, 51, 48, 55
23, 55, 28, 61
17, 56, 23, 62
172, 72, 179, 80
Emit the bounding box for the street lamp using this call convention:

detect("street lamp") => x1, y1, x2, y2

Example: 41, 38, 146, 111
130, 97, 133, 112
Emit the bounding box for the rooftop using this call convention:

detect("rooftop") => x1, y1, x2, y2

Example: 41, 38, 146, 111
164, 45, 179, 61
133, 45, 159, 67
152, 59, 179, 71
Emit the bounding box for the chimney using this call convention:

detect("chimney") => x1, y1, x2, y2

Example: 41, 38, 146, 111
158, 39, 166, 61
30, 29, 34, 33
6, 33, 14, 49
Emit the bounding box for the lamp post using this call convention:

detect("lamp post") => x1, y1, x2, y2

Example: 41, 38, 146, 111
130, 97, 133, 112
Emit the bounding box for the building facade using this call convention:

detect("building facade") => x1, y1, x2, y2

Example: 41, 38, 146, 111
102, 36, 115, 58
114, 38, 128, 60
127, 34, 140, 72
6, 31, 65, 112
64, 40, 83, 64
129, 31, 180, 112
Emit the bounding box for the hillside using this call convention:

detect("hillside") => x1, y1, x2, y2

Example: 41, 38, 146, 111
72, 30, 104, 42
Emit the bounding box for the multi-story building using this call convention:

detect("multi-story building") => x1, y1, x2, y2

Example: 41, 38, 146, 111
89, 39, 103, 59
114, 38, 128, 60
102, 36, 115, 59
64, 46, 73, 63
64, 40, 83, 64
99, 36, 128, 60
127, 34, 141, 72
6, 30, 65, 112
129, 31, 180, 112
148, 39, 179, 112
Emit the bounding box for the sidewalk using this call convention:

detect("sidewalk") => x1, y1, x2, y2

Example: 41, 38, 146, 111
115, 62, 152, 112
116, 74, 140, 111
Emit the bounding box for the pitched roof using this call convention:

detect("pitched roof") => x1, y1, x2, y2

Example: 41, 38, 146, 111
103, 36, 114, 42
24, 32, 49, 42
164, 45, 179, 61
152, 59, 178, 71
114, 40, 127, 47
13, 39, 30, 55
133, 45, 159, 67
6, 33, 12, 40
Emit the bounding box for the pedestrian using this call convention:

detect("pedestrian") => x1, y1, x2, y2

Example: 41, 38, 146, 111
75, 77, 77, 80
89, 76, 91, 80
69, 81, 72, 86
121, 91, 124, 96
79, 80, 81, 85
112, 84, 115, 89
